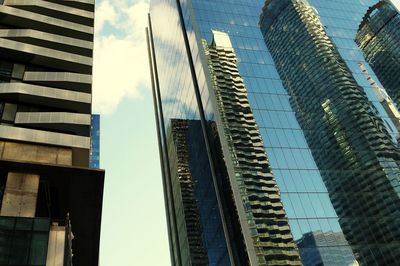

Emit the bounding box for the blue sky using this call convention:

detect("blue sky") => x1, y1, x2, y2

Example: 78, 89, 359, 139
92, 0, 170, 265
92, 0, 400, 265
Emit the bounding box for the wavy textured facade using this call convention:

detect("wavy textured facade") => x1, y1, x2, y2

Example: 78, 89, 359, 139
0, 0, 104, 265
168, 119, 209, 265
356, 0, 400, 108
203, 31, 301, 265
260, 0, 400, 264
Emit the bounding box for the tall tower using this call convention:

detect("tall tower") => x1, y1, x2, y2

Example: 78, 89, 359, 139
0, 0, 104, 265
148, 0, 400, 265
90, 114, 100, 168
260, 0, 400, 264
356, 0, 400, 108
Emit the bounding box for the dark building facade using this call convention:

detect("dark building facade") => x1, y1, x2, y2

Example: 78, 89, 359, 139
0, 0, 104, 265
167, 118, 228, 265
147, 0, 400, 265
356, 0, 400, 108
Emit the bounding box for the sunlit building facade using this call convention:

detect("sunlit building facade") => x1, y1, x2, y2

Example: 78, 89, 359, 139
0, 0, 104, 265
147, 0, 400, 265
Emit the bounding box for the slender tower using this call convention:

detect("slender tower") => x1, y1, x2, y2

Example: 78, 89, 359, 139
356, 0, 400, 108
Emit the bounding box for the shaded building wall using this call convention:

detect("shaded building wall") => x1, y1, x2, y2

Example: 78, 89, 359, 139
167, 119, 208, 265
166, 119, 240, 265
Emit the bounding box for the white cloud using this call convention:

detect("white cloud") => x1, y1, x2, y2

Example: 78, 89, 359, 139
392, 0, 400, 11
93, 0, 150, 114
94, 0, 117, 33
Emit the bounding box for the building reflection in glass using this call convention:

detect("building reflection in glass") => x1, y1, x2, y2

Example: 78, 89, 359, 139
203, 31, 302, 265
356, 0, 400, 108
147, 0, 232, 263
167, 119, 230, 265
260, 0, 400, 264
149, 0, 400, 264
297, 231, 359, 266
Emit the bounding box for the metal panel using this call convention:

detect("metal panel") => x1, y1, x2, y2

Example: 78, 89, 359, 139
11, 63, 25, 79
0, 141, 73, 165
2, 102, 17, 122
0, 124, 90, 149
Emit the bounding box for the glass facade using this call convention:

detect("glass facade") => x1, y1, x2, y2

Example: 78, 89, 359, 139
147, 1, 232, 264
356, 0, 400, 108
260, 0, 400, 264
203, 33, 301, 265
90, 114, 100, 168
148, 0, 400, 265
0, 217, 50, 265
167, 119, 229, 265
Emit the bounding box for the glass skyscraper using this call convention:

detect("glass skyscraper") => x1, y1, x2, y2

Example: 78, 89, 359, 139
90, 114, 100, 168
147, 0, 400, 265
356, 0, 400, 108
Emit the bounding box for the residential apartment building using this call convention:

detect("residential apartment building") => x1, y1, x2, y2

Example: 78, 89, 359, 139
0, 0, 104, 265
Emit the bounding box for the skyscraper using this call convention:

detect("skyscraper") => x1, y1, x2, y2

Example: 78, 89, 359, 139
90, 114, 100, 168
147, 0, 400, 265
260, 0, 400, 264
0, 0, 104, 265
356, 0, 400, 108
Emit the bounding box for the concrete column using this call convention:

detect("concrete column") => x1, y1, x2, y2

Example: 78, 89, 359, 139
0, 172, 39, 217
46, 224, 66, 266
